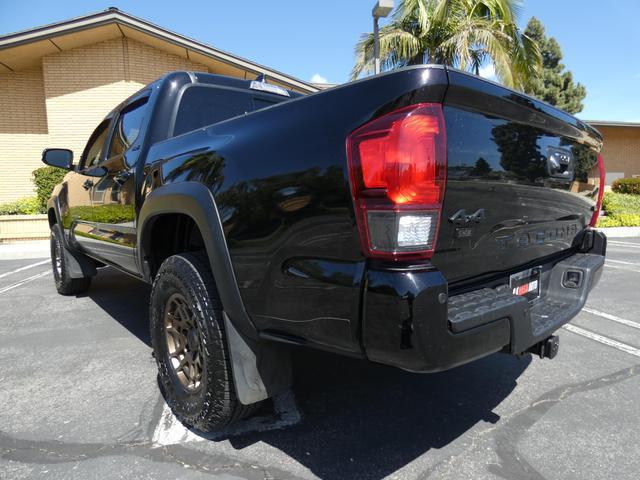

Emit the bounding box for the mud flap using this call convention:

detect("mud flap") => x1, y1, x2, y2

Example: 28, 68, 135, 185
56, 232, 97, 279
223, 312, 292, 405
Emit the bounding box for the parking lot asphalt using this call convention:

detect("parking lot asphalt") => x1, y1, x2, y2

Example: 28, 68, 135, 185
0, 238, 639, 480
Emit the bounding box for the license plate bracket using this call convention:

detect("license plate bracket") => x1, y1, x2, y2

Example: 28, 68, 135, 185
510, 267, 541, 301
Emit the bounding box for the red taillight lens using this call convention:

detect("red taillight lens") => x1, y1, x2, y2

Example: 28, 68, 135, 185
347, 103, 447, 260
590, 154, 605, 227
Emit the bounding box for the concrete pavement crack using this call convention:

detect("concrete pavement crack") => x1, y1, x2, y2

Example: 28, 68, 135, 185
421, 363, 639, 479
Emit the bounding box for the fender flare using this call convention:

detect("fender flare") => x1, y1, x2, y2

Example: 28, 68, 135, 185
137, 182, 291, 404
47, 196, 66, 246
138, 181, 257, 340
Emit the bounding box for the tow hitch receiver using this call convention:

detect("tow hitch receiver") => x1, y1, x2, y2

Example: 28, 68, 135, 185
528, 335, 560, 359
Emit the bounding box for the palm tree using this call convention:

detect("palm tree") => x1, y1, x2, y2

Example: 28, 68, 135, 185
352, 0, 541, 90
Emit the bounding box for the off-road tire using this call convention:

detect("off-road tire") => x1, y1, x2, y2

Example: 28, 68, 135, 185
50, 224, 92, 295
150, 251, 260, 431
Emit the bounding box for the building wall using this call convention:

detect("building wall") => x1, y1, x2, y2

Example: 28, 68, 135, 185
43, 37, 206, 163
0, 37, 206, 203
596, 126, 640, 185
0, 66, 49, 203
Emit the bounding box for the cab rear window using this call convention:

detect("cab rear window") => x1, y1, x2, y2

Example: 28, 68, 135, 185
172, 86, 283, 137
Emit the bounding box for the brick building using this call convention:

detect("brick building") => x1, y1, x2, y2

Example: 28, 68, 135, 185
586, 121, 640, 186
0, 8, 317, 203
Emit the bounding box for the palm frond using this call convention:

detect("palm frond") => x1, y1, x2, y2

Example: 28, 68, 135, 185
351, 0, 540, 88
351, 26, 423, 79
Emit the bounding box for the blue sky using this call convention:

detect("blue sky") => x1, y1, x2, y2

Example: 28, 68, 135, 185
1, 0, 639, 121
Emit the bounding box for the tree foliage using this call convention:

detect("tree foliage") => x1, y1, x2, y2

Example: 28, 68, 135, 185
351, 0, 541, 90
523, 17, 586, 114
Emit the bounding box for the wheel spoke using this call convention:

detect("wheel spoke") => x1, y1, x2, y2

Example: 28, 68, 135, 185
163, 293, 204, 392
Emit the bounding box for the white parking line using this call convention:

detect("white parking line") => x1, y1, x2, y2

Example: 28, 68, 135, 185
603, 264, 640, 274
583, 307, 640, 330
152, 390, 302, 447
606, 259, 640, 266
0, 270, 50, 294
608, 241, 640, 249
0, 259, 49, 279
563, 324, 640, 358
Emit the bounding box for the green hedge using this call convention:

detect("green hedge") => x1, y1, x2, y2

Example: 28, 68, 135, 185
0, 197, 41, 215
612, 177, 640, 195
597, 192, 640, 227
32, 166, 67, 213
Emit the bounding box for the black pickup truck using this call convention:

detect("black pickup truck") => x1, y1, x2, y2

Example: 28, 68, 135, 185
43, 66, 606, 431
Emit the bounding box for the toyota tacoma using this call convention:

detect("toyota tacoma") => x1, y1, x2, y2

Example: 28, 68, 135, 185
42, 66, 607, 431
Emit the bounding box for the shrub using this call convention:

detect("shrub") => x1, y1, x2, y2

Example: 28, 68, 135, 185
0, 197, 41, 215
611, 177, 640, 195
601, 192, 640, 215
597, 192, 640, 227
32, 166, 67, 213
597, 213, 640, 227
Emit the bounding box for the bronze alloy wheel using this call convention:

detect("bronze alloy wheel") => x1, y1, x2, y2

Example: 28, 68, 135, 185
151, 252, 262, 430
163, 293, 204, 392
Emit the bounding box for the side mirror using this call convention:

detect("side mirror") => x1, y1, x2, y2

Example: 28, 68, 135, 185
42, 148, 73, 170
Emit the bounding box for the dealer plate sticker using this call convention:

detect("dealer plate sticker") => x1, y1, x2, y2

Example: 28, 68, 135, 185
510, 267, 541, 301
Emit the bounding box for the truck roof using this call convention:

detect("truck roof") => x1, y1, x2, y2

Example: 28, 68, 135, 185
157, 70, 305, 99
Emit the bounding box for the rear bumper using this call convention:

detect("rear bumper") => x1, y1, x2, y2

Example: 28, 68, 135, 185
362, 232, 606, 372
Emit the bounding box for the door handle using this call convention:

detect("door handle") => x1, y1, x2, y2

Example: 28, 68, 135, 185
82, 179, 94, 190
114, 171, 132, 185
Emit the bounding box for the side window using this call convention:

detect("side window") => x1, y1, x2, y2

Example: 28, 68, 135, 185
107, 98, 148, 158
82, 120, 111, 169
173, 87, 253, 137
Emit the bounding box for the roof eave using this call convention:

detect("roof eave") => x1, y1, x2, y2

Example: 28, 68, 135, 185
0, 8, 319, 93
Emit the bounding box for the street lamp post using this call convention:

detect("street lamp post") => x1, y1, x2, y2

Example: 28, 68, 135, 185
372, 0, 394, 75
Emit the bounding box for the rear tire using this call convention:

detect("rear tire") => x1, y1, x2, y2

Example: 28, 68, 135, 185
150, 251, 260, 431
50, 224, 92, 295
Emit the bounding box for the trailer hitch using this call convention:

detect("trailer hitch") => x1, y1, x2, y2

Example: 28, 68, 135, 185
528, 335, 560, 359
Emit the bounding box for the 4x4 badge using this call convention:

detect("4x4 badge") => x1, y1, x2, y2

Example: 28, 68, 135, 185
449, 208, 486, 225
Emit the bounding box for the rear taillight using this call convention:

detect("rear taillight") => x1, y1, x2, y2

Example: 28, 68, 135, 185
589, 153, 605, 227
347, 103, 447, 260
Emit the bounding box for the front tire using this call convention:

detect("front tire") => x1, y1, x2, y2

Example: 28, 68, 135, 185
150, 251, 259, 431
50, 224, 92, 295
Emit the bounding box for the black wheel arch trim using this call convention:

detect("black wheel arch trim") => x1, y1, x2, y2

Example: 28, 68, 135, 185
137, 181, 258, 340
47, 196, 68, 247
138, 182, 292, 403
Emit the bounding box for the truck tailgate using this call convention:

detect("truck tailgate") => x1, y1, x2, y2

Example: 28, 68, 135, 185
432, 70, 603, 286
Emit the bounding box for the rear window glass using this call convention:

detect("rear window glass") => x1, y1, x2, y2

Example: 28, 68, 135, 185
173, 86, 286, 137
173, 87, 252, 137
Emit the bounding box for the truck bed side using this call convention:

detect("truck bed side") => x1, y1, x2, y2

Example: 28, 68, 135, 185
144, 66, 448, 355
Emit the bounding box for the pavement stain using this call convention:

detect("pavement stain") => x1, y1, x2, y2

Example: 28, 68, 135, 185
0, 392, 305, 479
489, 363, 640, 480
0, 415, 297, 480
418, 363, 640, 480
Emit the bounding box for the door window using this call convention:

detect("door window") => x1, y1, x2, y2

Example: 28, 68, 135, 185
107, 98, 149, 158
81, 120, 111, 169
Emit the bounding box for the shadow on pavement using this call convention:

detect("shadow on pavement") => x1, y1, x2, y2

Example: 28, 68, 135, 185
231, 348, 530, 479
87, 267, 531, 480
86, 267, 152, 346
